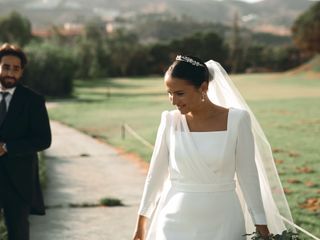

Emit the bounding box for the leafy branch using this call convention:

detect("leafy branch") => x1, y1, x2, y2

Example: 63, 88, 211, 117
244, 230, 299, 240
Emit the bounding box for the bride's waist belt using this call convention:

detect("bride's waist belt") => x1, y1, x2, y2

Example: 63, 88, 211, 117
171, 181, 235, 193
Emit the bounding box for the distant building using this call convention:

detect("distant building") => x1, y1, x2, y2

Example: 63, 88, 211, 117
32, 23, 84, 38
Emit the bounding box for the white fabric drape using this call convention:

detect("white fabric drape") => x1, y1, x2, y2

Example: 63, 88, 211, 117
205, 60, 294, 234
139, 108, 273, 239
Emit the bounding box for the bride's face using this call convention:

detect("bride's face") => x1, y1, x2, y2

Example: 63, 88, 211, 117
164, 74, 203, 114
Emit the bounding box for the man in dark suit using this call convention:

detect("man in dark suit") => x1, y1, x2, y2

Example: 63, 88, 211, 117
0, 43, 51, 240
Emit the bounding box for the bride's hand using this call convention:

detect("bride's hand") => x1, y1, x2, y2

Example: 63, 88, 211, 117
133, 215, 147, 240
133, 228, 145, 240
255, 225, 270, 239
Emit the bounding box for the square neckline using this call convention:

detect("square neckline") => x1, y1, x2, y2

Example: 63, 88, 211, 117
182, 107, 232, 133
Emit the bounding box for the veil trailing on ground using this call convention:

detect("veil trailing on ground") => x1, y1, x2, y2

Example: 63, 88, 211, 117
205, 60, 294, 234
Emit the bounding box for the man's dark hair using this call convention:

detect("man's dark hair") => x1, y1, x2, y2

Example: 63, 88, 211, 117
0, 43, 27, 69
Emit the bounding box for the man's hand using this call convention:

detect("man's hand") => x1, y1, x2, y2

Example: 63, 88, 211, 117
0, 142, 7, 156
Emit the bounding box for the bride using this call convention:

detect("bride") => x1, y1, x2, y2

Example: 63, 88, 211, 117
132, 55, 293, 240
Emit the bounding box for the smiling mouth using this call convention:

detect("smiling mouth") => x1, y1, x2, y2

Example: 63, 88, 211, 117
4, 77, 16, 82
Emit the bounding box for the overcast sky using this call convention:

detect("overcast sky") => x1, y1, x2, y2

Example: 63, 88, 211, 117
237, 0, 264, 3
239, 0, 319, 2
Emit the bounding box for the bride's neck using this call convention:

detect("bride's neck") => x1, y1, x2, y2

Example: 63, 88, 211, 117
187, 102, 220, 120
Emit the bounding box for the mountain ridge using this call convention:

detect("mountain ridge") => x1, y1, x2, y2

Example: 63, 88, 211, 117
0, 0, 317, 33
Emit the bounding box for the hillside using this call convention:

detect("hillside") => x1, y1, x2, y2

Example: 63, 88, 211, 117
288, 55, 320, 74
0, 0, 316, 33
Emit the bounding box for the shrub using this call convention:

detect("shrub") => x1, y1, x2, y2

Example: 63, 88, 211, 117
23, 42, 76, 97
99, 197, 124, 207
244, 230, 299, 240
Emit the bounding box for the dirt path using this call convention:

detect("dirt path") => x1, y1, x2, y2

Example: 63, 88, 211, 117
30, 121, 146, 240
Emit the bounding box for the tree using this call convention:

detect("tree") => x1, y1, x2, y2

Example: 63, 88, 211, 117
149, 43, 172, 74
200, 31, 228, 63
0, 11, 32, 46
170, 31, 228, 65
106, 29, 140, 76
126, 48, 151, 76
292, 2, 320, 54
84, 18, 106, 42
24, 43, 76, 97
229, 11, 242, 73
74, 19, 112, 79
73, 37, 112, 79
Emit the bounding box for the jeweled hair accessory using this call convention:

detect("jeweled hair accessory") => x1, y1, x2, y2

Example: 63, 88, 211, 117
176, 55, 205, 67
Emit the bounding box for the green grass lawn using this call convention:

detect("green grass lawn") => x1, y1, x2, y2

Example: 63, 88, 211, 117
49, 72, 320, 238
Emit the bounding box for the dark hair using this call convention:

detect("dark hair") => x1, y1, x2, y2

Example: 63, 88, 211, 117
0, 43, 27, 69
165, 55, 211, 88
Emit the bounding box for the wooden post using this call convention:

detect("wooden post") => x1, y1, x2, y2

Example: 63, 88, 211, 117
121, 124, 125, 140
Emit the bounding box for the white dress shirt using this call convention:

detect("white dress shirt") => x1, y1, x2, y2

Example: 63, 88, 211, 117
0, 87, 16, 110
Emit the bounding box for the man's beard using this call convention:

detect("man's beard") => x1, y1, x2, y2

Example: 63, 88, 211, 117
0, 76, 19, 89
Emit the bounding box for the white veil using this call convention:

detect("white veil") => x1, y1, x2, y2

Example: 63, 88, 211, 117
205, 60, 294, 234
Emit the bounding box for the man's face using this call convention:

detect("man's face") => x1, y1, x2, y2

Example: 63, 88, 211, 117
0, 55, 23, 89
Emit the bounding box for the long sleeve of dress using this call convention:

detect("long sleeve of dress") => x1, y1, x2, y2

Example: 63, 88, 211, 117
138, 111, 170, 218
235, 110, 267, 225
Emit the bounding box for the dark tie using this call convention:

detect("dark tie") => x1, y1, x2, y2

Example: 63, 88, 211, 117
0, 92, 9, 125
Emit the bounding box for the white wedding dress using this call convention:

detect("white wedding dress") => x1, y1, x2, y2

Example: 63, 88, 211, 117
138, 108, 267, 240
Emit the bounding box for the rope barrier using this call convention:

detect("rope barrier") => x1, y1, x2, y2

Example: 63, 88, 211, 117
121, 124, 154, 150
279, 215, 320, 240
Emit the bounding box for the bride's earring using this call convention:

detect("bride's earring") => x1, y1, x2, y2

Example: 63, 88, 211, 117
201, 92, 206, 102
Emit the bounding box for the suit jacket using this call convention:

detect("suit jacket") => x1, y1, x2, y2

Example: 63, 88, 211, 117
0, 83, 51, 215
